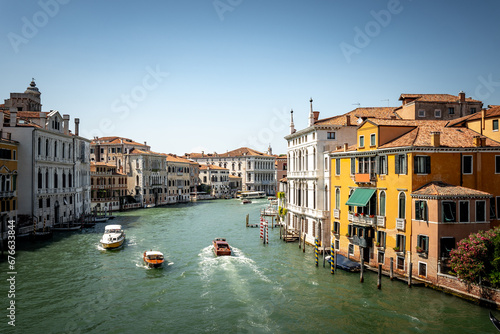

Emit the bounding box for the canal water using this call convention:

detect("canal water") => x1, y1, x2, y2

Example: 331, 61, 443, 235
1, 199, 497, 333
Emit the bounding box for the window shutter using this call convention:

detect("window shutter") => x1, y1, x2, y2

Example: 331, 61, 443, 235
415, 201, 420, 220
425, 156, 431, 174
395, 155, 400, 174
423, 201, 428, 221
351, 158, 355, 175
402, 155, 407, 174
376, 156, 381, 174
414, 157, 419, 174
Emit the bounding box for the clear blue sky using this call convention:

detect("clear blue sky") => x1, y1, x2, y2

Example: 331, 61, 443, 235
1, 0, 500, 155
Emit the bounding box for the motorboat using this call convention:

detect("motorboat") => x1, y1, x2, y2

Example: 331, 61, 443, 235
241, 199, 252, 204
213, 238, 232, 256
100, 225, 125, 249
143, 250, 165, 268
326, 253, 361, 272
239, 191, 266, 199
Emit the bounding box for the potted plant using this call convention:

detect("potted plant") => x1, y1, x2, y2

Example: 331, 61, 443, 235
376, 242, 381, 247
369, 214, 375, 218
354, 213, 359, 217
393, 246, 400, 252
345, 232, 351, 237
416, 246, 425, 253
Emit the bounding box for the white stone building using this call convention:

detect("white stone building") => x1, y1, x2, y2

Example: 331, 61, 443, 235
1, 80, 91, 228
284, 99, 396, 246
199, 164, 230, 198
185, 147, 277, 195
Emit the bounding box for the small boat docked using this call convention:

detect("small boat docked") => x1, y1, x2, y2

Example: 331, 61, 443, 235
241, 199, 252, 204
213, 238, 232, 256
326, 253, 361, 272
94, 216, 109, 223
52, 224, 82, 231
143, 250, 165, 268
100, 225, 125, 249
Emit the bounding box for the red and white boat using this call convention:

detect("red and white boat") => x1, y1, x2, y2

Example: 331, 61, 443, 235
143, 250, 165, 268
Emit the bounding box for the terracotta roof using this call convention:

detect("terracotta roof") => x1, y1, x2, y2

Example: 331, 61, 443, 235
399, 93, 481, 103
186, 147, 272, 158
91, 136, 149, 147
199, 164, 228, 171
314, 107, 397, 126
377, 120, 500, 148
412, 181, 491, 198
165, 154, 193, 163
447, 106, 500, 127
229, 174, 241, 179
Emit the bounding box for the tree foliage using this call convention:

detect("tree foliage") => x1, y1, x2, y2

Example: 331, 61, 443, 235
450, 227, 500, 288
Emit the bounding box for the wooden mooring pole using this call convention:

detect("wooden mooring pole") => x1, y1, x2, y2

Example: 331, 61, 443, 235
360, 249, 364, 283
408, 262, 412, 288
390, 257, 394, 280
377, 264, 382, 289
246, 214, 249, 227
303, 232, 306, 253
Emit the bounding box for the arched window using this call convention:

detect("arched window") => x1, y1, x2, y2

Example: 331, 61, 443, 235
54, 172, 58, 188
379, 191, 386, 216
45, 139, 49, 157
54, 141, 57, 158
38, 138, 41, 155
136, 175, 139, 185
38, 170, 43, 189
335, 188, 340, 210
398, 192, 406, 219
68, 172, 72, 187
62, 172, 66, 188
45, 170, 49, 189
62, 143, 65, 158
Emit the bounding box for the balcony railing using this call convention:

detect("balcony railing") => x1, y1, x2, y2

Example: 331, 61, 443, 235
333, 209, 340, 219
0, 191, 14, 198
348, 212, 353, 221
377, 215, 386, 227
396, 218, 405, 231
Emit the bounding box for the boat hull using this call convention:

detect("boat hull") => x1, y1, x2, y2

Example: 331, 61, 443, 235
100, 237, 125, 249
213, 239, 232, 256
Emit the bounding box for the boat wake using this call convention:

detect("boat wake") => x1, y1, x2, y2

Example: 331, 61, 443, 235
197, 245, 282, 332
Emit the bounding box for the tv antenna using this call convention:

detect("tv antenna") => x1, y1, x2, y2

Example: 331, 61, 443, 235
381, 99, 389, 107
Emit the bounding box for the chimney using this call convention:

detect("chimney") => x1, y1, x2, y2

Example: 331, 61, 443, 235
313, 111, 320, 123
473, 135, 481, 147
63, 114, 70, 134
345, 115, 351, 126
481, 137, 487, 147
290, 109, 295, 134
336, 145, 342, 150
431, 132, 440, 147
343, 143, 349, 152
482, 108, 486, 131
40, 112, 47, 128
459, 91, 466, 103
74, 118, 80, 136
9, 109, 17, 127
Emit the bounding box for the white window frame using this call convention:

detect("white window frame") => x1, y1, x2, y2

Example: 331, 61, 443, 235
335, 239, 340, 250
398, 191, 406, 219
414, 155, 430, 175
418, 261, 427, 278
359, 135, 365, 148
418, 109, 426, 117
434, 109, 441, 118
335, 159, 341, 176
379, 190, 386, 216
370, 133, 376, 146
378, 251, 385, 264
327, 132, 336, 140
348, 244, 354, 256
493, 119, 499, 132
462, 155, 473, 175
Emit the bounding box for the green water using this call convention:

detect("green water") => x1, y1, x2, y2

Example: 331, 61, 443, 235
0, 199, 496, 333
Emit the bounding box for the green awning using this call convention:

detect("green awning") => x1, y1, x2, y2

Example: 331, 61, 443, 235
345, 188, 376, 207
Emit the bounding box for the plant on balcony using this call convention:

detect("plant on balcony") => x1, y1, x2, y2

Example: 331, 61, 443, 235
416, 246, 425, 253
360, 213, 364, 217
345, 233, 351, 237
369, 214, 375, 218
393, 246, 400, 252
354, 213, 359, 217
376, 242, 381, 247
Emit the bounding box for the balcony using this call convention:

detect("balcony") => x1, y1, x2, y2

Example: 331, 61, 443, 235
354, 173, 376, 185
376, 215, 386, 227
333, 209, 340, 219
0, 191, 14, 198
396, 218, 405, 231
347, 212, 353, 221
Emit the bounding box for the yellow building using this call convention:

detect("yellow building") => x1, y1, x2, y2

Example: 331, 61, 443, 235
447, 105, 500, 142
0, 135, 18, 239
329, 118, 500, 282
